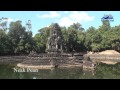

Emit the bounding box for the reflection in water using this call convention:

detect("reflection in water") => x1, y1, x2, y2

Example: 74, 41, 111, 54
83, 69, 95, 76
0, 63, 120, 79
33, 76, 37, 79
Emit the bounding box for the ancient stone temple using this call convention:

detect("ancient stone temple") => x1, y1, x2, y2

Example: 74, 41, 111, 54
17, 23, 83, 69
47, 23, 63, 54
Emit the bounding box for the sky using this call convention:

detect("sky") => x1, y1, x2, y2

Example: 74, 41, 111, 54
0, 11, 119, 36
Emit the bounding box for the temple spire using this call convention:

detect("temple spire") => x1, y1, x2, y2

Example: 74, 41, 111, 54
47, 23, 63, 53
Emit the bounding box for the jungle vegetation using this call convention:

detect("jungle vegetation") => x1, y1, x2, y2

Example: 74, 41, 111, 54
0, 20, 120, 55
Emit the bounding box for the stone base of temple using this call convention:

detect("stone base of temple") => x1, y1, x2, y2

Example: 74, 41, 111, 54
59, 63, 83, 68
16, 52, 83, 69
17, 63, 55, 69
17, 62, 83, 69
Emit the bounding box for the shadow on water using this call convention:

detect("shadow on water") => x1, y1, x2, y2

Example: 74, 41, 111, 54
0, 62, 120, 79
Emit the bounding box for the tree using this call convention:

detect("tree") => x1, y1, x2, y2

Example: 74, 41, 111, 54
1, 18, 120, 55
34, 26, 51, 53
84, 26, 96, 51
99, 20, 111, 31
0, 29, 9, 54
7, 20, 35, 54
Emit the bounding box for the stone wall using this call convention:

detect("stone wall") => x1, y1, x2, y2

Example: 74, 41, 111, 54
90, 54, 120, 62
0, 56, 27, 63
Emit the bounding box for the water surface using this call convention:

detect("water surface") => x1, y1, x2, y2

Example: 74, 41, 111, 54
0, 63, 120, 79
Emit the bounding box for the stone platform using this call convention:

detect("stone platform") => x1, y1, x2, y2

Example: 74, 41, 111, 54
17, 53, 83, 69
17, 23, 84, 69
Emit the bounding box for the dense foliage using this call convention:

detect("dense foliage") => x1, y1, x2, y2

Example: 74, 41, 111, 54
0, 20, 120, 55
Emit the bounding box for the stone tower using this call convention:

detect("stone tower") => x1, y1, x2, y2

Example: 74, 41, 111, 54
47, 23, 63, 54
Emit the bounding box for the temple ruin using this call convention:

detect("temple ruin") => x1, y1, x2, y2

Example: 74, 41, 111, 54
17, 23, 83, 69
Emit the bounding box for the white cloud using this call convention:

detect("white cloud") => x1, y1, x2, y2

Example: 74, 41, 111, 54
1, 18, 23, 24
69, 11, 94, 22
58, 17, 74, 26
37, 11, 95, 27
58, 11, 95, 27
37, 11, 60, 18
7, 18, 14, 22
2, 18, 14, 22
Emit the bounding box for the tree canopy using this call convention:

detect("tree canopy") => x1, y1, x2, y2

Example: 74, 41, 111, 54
0, 20, 120, 55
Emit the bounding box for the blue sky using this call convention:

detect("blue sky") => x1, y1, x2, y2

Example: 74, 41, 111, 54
0, 11, 119, 36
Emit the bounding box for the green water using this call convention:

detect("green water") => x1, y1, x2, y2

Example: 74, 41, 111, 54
0, 63, 120, 79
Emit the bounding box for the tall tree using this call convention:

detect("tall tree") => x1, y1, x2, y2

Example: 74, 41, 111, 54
84, 26, 96, 51
8, 20, 35, 54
